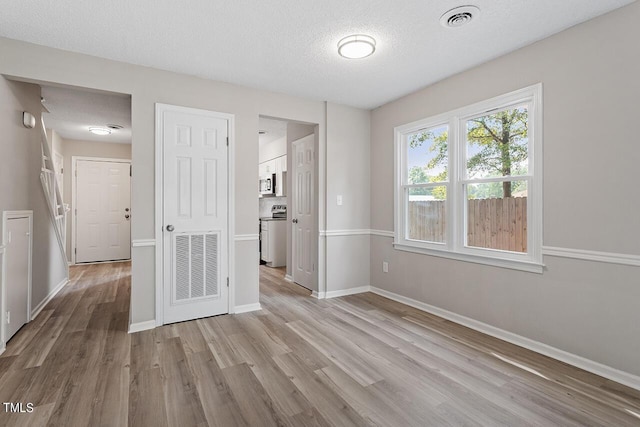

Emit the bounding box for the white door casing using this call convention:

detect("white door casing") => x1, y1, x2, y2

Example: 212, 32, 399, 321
159, 105, 230, 325
2, 211, 32, 345
75, 160, 131, 263
292, 134, 314, 289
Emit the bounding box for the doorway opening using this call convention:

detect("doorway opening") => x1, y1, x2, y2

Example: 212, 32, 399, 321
258, 116, 318, 294
40, 84, 133, 265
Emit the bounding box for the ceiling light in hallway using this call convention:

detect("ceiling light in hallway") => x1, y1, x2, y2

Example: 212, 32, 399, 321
89, 127, 111, 135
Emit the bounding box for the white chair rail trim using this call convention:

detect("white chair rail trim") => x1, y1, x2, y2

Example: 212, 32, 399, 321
131, 239, 157, 247
365, 229, 640, 267
234, 234, 259, 241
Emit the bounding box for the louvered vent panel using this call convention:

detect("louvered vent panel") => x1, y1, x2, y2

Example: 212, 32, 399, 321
175, 235, 190, 301
206, 234, 219, 296
191, 234, 205, 298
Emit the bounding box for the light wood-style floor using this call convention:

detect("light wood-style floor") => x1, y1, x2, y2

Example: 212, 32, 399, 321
1, 263, 639, 426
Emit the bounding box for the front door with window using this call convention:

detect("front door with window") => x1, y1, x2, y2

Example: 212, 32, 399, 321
160, 105, 229, 325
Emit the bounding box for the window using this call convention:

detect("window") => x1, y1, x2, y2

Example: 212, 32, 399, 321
394, 84, 543, 273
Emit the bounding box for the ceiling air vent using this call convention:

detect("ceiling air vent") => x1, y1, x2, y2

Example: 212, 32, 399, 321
106, 124, 124, 130
440, 5, 480, 28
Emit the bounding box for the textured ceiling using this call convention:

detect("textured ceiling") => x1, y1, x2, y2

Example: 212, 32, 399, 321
42, 85, 131, 144
1, 0, 635, 109
259, 118, 288, 147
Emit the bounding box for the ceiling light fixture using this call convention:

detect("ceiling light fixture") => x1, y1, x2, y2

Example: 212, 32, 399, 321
337, 34, 376, 59
440, 5, 480, 28
89, 127, 111, 136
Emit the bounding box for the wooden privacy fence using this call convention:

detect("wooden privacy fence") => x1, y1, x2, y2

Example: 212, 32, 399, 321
408, 197, 527, 252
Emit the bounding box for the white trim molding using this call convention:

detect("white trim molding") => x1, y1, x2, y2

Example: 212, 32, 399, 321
543, 246, 640, 267
371, 230, 639, 268
233, 303, 262, 314
131, 239, 156, 248
284, 274, 293, 283
128, 320, 156, 334
234, 234, 259, 241
369, 286, 640, 391
31, 278, 68, 319
311, 290, 325, 299
370, 229, 394, 238
320, 229, 371, 237
325, 286, 370, 299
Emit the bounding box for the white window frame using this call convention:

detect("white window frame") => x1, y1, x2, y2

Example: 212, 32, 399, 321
394, 84, 543, 273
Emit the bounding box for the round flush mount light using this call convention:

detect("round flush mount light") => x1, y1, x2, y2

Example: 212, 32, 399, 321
440, 5, 480, 28
337, 34, 376, 59
89, 127, 111, 136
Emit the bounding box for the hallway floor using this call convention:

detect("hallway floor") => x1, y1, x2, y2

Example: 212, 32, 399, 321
0, 262, 639, 426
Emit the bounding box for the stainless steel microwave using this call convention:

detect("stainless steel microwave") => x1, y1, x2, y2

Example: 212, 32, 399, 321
259, 173, 276, 196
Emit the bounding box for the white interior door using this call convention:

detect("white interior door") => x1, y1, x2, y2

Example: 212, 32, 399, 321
161, 106, 229, 325
76, 160, 131, 263
292, 134, 314, 289
4, 216, 31, 342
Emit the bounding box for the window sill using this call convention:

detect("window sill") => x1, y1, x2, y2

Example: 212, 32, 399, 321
392, 242, 544, 274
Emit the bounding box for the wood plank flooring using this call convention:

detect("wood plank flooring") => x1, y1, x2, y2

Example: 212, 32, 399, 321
1, 262, 639, 426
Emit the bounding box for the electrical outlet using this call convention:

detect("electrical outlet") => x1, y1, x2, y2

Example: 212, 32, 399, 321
382, 261, 389, 273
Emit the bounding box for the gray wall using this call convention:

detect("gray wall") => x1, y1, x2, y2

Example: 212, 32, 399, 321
325, 103, 370, 292
56, 137, 132, 260
370, 3, 640, 376
0, 37, 359, 323
0, 78, 68, 340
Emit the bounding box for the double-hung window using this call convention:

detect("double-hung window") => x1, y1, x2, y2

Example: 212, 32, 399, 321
394, 84, 543, 273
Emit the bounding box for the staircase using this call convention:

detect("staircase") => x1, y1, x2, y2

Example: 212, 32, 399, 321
39, 117, 69, 269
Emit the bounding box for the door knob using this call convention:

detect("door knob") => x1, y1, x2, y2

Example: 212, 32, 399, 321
166, 225, 175, 232
125, 208, 130, 212
292, 218, 298, 224
125, 214, 130, 219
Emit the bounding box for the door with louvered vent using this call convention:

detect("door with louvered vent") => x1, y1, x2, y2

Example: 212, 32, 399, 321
160, 105, 229, 324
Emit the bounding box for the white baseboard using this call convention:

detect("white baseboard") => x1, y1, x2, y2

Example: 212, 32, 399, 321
128, 320, 156, 334
325, 286, 371, 299
311, 290, 324, 299
233, 303, 262, 314
284, 274, 293, 282
31, 278, 68, 319
369, 286, 640, 391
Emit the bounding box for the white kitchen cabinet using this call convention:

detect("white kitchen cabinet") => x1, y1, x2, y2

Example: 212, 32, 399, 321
261, 220, 270, 262
260, 220, 286, 267
259, 155, 287, 196
265, 159, 275, 175
275, 155, 287, 196
258, 162, 268, 178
